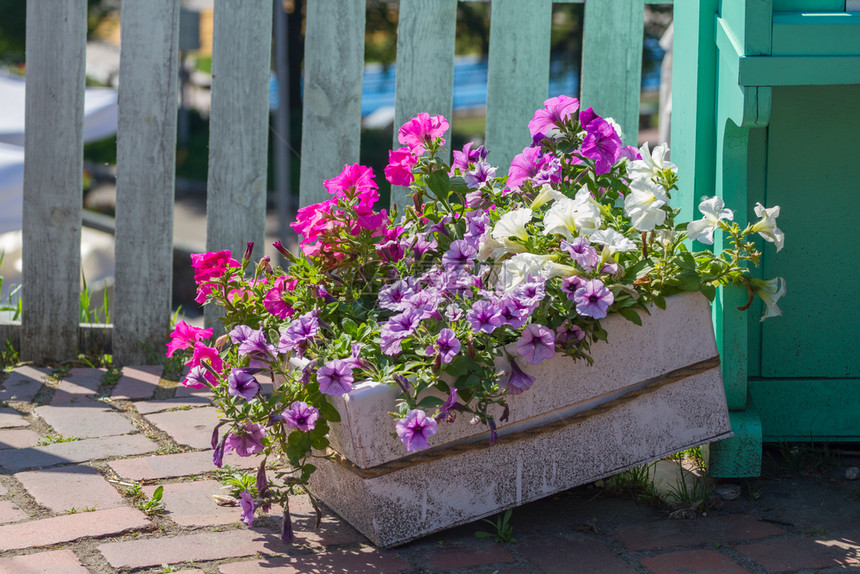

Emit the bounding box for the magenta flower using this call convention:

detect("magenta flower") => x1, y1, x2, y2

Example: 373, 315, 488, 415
263, 276, 297, 319
579, 109, 622, 175
384, 147, 418, 186
317, 359, 354, 396
451, 142, 487, 172
426, 328, 461, 364
239, 491, 255, 526
505, 357, 536, 395
528, 95, 580, 139
398, 113, 449, 153
395, 409, 438, 452
185, 342, 223, 375
291, 200, 335, 244
228, 369, 261, 400
190, 250, 239, 284
516, 324, 556, 365
507, 147, 561, 188
225, 423, 266, 457
324, 163, 379, 208
166, 321, 213, 358
574, 278, 614, 319
283, 401, 319, 432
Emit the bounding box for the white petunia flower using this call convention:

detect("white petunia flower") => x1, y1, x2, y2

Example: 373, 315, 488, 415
542, 189, 602, 240
492, 208, 532, 243
627, 142, 677, 181
749, 277, 787, 321
750, 203, 785, 252
589, 228, 637, 254
530, 183, 565, 210
686, 196, 734, 245
496, 253, 553, 292
624, 178, 670, 231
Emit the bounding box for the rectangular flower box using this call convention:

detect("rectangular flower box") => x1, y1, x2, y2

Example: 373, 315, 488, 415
308, 292, 731, 547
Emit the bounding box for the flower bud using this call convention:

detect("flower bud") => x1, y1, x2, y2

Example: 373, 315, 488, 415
242, 242, 254, 265
273, 240, 291, 259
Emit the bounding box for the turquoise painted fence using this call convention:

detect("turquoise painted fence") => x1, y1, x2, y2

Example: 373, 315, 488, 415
1, 0, 671, 365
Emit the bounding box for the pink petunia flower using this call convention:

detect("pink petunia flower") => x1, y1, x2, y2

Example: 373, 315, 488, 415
166, 321, 213, 358
528, 95, 580, 139
397, 113, 449, 154
190, 250, 240, 284
384, 147, 418, 187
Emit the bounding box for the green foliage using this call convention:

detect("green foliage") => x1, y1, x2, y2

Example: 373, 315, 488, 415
218, 468, 258, 499
475, 509, 516, 543
37, 435, 82, 446
134, 485, 165, 515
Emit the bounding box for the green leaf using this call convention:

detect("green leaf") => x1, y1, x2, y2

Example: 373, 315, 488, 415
700, 283, 717, 302
617, 307, 642, 326
151, 486, 164, 502
426, 171, 451, 199
319, 400, 341, 424
652, 295, 667, 310
341, 318, 357, 337
675, 271, 701, 292
417, 396, 444, 409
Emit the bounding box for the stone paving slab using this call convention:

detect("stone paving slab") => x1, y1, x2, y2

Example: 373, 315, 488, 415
144, 406, 221, 449
0, 549, 90, 574
34, 398, 136, 438
0, 428, 39, 449
0, 434, 157, 471
108, 449, 258, 481
0, 500, 28, 524
514, 534, 638, 574
98, 529, 273, 569
737, 535, 860, 572
0, 366, 49, 402
134, 396, 211, 414
142, 479, 241, 526
421, 540, 516, 570
51, 369, 105, 405
217, 547, 412, 574
0, 506, 153, 551
15, 465, 126, 513
110, 365, 163, 400
0, 407, 31, 428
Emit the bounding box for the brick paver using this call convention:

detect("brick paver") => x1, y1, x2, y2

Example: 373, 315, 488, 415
0, 428, 39, 449
423, 540, 516, 570
142, 479, 241, 526
35, 398, 136, 438
0, 500, 28, 524
144, 406, 221, 449
0, 549, 90, 574
110, 365, 163, 400
0, 366, 49, 402
108, 449, 258, 480
15, 465, 126, 513
0, 434, 157, 471
738, 536, 860, 572
640, 549, 749, 574
516, 534, 638, 574
616, 514, 784, 551
98, 529, 272, 569
218, 547, 411, 574
0, 407, 30, 428
0, 506, 152, 551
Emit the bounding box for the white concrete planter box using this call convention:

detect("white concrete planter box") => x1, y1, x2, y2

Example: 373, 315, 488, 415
308, 292, 731, 548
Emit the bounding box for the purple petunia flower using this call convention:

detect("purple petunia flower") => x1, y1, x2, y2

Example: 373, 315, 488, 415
239, 491, 255, 526
513, 275, 546, 309
561, 237, 600, 272
183, 365, 215, 389
316, 359, 354, 396
442, 240, 477, 268
411, 233, 438, 256
225, 423, 266, 458
426, 328, 461, 364
395, 409, 438, 452
283, 401, 320, 432
498, 297, 530, 329
436, 387, 459, 422
573, 278, 614, 319
234, 327, 275, 362
278, 310, 320, 354
228, 369, 261, 400
378, 279, 414, 312
212, 436, 226, 468
280, 506, 295, 544
466, 300, 504, 334
505, 357, 536, 395
452, 142, 488, 172
555, 322, 586, 349
464, 161, 497, 189
507, 147, 562, 188
516, 324, 556, 365
561, 275, 587, 300
380, 308, 423, 356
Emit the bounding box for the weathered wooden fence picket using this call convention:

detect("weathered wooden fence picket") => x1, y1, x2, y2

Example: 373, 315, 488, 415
0, 0, 671, 365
